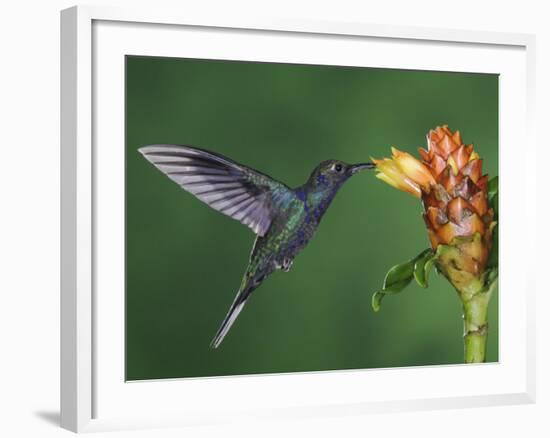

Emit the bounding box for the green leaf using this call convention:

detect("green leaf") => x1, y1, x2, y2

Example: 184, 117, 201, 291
488, 176, 498, 220
413, 249, 436, 288
486, 266, 498, 287
487, 177, 498, 268
383, 260, 415, 291
487, 223, 498, 269
371, 248, 433, 312
491, 192, 498, 219
488, 176, 498, 198
372, 291, 384, 312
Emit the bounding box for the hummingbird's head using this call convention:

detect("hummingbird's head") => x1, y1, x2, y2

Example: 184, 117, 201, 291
308, 160, 375, 189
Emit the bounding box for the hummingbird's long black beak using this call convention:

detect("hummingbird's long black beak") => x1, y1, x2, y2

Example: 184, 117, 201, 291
349, 162, 376, 175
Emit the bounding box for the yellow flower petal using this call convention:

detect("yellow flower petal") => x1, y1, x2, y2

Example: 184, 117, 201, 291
372, 156, 422, 197
375, 172, 421, 198
390, 147, 436, 190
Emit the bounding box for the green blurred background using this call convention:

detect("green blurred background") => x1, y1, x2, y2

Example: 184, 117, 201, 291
125, 56, 498, 380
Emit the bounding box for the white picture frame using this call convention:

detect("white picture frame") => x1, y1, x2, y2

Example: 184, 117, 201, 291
60, 4, 536, 433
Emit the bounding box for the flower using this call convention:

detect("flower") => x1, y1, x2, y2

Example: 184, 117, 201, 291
373, 125, 495, 278
371, 125, 498, 363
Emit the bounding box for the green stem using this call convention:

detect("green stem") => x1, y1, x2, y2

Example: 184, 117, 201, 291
462, 292, 489, 363
434, 237, 498, 363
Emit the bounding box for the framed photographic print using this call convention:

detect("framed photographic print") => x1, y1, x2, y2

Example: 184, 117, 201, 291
61, 5, 536, 433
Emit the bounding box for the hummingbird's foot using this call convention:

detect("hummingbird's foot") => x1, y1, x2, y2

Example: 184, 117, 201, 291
275, 256, 293, 272
281, 257, 293, 272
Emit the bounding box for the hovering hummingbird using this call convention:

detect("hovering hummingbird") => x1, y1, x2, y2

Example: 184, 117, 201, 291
139, 144, 374, 348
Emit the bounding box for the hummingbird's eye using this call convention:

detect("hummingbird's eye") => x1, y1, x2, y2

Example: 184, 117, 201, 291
333, 163, 343, 173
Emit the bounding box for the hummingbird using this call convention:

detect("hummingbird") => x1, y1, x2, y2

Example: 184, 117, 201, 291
139, 144, 374, 348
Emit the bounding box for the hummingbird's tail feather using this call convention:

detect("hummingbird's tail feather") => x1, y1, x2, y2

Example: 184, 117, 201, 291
210, 283, 253, 349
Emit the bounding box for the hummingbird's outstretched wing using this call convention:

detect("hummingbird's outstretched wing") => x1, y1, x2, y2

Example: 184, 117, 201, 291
139, 144, 295, 236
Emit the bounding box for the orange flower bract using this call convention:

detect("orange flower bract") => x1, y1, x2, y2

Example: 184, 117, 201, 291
374, 125, 494, 276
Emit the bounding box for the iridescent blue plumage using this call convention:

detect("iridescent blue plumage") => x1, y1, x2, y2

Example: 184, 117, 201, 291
139, 145, 373, 348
